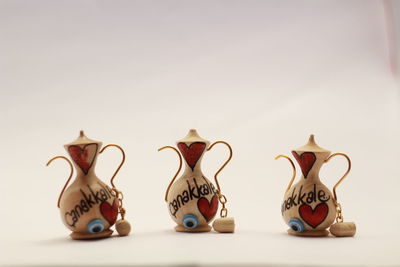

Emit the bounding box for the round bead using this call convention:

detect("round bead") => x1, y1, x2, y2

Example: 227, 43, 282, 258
116, 219, 131, 236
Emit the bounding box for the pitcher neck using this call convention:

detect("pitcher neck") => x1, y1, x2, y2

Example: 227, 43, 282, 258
182, 162, 204, 177
301, 169, 321, 183
299, 158, 324, 182
74, 167, 97, 180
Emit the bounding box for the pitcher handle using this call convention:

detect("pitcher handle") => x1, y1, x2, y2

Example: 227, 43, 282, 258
207, 141, 232, 218
99, 144, 126, 188
46, 156, 74, 208
158, 146, 182, 202
324, 152, 351, 203
275, 155, 296, 193
207, 141, 232, 194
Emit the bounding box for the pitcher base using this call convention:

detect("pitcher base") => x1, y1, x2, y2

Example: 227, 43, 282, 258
70, 229, 113, 240
175, 224, 212, 232
287, 229, 329, 237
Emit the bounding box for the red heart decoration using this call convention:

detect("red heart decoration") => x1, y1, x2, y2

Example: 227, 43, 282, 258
197, 195, 218, 222
68, 143, 98, 174
292, 151, 316, 178
178, 142, 206, 170
299, 203, 329, 228
100, 199, 118, 226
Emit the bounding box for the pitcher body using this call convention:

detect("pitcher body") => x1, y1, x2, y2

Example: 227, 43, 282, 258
277, 135, 356, 237
59, 173, 117, 236
168, 170, 218, 232
47, 131, 131, 239
160, 129, 235, 233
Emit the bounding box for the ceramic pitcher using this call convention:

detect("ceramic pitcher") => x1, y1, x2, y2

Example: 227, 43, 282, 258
276, 135, 356, 237
159, 129, 235, 233
47, 131, 131, 239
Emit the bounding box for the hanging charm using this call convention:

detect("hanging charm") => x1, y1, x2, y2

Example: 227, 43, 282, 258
159, 129, 235, 233
46, 131, 131, 239
325, 153, 356, 237
209, 141, 235, 233
275, 135, 356, 237
112, 188, 131, 236
99, 144, 131, 237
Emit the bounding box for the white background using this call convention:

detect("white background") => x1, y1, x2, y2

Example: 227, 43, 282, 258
1, 0, 400, 266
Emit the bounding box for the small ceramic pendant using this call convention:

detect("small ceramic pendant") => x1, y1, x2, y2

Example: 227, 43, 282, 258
159, 129, 235, 233
276, 135, 356, 237
47, 131, 131, 239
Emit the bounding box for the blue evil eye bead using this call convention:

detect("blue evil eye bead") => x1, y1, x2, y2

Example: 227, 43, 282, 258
87, 219, 105, 234
288, 218, 305, 233
182, 214, 199, 229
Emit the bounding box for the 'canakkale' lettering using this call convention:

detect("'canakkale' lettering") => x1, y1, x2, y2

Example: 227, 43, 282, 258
64, 183, 114, 227
281, 184, 330, 213
169, 177, 216, 218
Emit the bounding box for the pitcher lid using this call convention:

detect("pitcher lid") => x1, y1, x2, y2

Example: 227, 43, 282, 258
64, 130, 102, 147
294, 134, 330, 153
177, 129, 210, 145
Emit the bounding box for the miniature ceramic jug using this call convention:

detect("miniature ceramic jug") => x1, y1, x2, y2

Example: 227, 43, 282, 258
276, 135, 356, 237
159, 129, 235, 233
46, 131, 131, 239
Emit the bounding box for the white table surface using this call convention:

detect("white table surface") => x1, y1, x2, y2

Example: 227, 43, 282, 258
2, 228, 400, 267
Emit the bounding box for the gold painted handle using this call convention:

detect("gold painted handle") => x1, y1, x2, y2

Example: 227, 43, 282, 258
46, 156, 74, 208
275, 154, 296, 193
324, 152, 351, 202
158, 145, 182, 202
99, 144, 126, 188
207, 141, 232, 193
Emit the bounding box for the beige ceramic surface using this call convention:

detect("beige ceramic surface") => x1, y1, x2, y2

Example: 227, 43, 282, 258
279, 135, 343, 236
167, 175, 218, 232
59, 174, 116, 236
